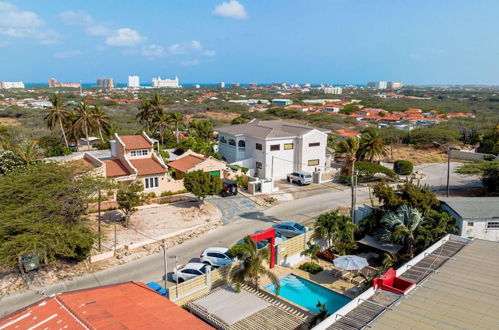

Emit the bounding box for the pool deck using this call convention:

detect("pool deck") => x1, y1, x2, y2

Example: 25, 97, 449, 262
259, 259, 359, 299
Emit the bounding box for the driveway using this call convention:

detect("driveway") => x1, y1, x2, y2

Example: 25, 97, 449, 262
206, 195, 263, 225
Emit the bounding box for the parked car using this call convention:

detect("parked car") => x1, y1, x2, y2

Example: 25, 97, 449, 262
287, 171, 313, 185
272, 222, 309, 238
200, 247, 234, 268
254, 230, 288, 245
172, 262, 211, 283
146, 281, 167, 296
220, 179, 238, 197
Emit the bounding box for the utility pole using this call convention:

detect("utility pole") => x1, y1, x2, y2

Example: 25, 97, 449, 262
98, 189, 102, 251
350, 163, 356, 222
162, 240, 168, 289
113, 223, 117, 256
446, 147, 451, 197
271, 156, 274, 180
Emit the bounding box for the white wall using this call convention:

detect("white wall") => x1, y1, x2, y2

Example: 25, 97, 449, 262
263, 137, 296, 179
298, 130, 328, 173
462, 219, 499, 241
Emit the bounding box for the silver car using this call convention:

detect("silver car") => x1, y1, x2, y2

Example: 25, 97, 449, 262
287, 171, 313, 185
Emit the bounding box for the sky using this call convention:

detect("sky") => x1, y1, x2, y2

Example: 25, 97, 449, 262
0, 0, 498, 85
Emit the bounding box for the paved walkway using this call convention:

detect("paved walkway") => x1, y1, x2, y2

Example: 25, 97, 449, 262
207, 195, 263, 225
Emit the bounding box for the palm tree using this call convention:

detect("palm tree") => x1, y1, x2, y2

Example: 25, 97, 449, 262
44, 94, 70, 147
228, 236, 280, 293
151, 112, 171, 145
169, 112, 183, 144
91, 105, 111, 142
73, 102, 96, 150
314, 210, 357, 253
336, 137, 360, 220
381, 205, 424, 257
189, 119, 214, 142
309, 301, 329, 327
359, 129, 388, 162
136, 98, 153, 127
150, 93, 166, 116
8, 139, 42, 166
301, 242, 320, 262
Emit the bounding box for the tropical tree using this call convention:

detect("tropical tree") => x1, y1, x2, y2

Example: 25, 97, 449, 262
336, 137, 360, 220
380, 205, 424, 257
91, 105, 111, 142
358, 129, 388, 162
183, 170, 223, 206
116, 181, 144, 228
301, 242, 320, 262
150, 93, 166, 115
189, 119, 214, 142
309, 301, 329, 327
73, 103, 96, 149
0, 125, 10, 148
228, 236, 280, 293
151, 112, 171, 145
315, 210, 358, 254
231, 116, 247, 125
44, 94, 70, 147
8, 139, 43, 166
136, 98, 153, 128
170, 112, 183, 144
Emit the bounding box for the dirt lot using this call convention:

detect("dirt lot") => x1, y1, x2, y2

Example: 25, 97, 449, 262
383, 145, 447, 165
186, 111, 240, 122
92, 200, 221, 251
0, 117, 20, 126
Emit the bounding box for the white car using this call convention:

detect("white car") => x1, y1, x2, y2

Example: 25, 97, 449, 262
200, 247, 234, 268
172, 262, 211, 283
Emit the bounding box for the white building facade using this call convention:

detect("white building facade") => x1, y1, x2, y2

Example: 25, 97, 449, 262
0, 81, 24, 89
152, 76, 180, 88
323, 86, 343, 95
128, 75, 140, 88
217, 120, 329, 179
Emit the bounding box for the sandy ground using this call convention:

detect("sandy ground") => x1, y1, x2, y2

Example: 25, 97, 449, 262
0, 118, 20, 126
92, 201, 221, 251
383, 145, 447, 165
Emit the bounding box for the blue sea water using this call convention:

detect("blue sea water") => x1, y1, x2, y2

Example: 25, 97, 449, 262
264, 275, 351, 314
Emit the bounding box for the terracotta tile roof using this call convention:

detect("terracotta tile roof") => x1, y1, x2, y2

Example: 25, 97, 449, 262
168, 154, 206, 172
120, 135, 152, 150
0, 282, 213, 330
130, 158, 166, 176
104, 159, 131, 177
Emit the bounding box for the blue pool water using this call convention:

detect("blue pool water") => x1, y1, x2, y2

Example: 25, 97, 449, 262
264, 275, 351, 313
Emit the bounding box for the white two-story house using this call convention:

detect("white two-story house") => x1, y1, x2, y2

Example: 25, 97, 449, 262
217, 120, 329, 179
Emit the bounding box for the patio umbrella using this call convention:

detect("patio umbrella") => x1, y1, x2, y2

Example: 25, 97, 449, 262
333, 255, 368, 271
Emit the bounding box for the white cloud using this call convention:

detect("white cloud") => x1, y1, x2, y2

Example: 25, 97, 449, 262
53, 49, 82, 58
59, 10, 93, 26
0, 2, 60, 43
106, 28, 145, 46
169, 43, 186, 54
212, 0, 248, 20
142, 44, 165, 59
191, 40, 202, 50
0, 2, 43, 28
203, 49, 216, 57
181, 59, 200, 66
86, 24, 111, 36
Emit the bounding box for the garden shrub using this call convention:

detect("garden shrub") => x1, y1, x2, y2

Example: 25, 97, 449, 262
298, 262, 324, 274
340, 161, 398, 183
235, 175, 249, 189
393, 160, 413, 175
160, 189, 188, 197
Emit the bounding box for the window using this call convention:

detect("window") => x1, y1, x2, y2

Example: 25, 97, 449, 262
487, 221, 499, 229
309, 142, 320, 147
228, 139, 236, 146
131, 149, 148, 157
219, 136, 227, 144
238, 140, 246, 148
255, 143, 262, 150
468, 221, 474, 227
270, 144, 280, 151
144, 177, 159, 189
308, 159, 319, 166
284, 143, 294, 150
256, 161, 263, 169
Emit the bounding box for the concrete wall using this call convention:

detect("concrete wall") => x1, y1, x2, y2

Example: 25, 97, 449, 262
298, 130, 328, 173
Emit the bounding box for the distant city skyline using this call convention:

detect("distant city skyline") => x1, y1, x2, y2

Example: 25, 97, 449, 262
1, 0, 498, 85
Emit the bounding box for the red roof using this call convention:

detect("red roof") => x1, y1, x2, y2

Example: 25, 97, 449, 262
168, 154, 206, 173
120, 135, 153, 150
130, 158, 166, 176
0, 282, 213, 330
104, 159, 131, 177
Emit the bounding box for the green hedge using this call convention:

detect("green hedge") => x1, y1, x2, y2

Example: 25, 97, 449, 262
394, 160, 414, 175
341, 161, 398, 183
298, 262, 323, 274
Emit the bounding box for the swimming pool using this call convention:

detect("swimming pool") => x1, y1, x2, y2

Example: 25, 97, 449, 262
264, 275, 351, 314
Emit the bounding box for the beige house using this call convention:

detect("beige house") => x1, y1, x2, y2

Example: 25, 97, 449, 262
168, 150, 226, 180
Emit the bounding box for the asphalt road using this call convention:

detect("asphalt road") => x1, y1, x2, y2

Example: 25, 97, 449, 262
0, 162, 481, 316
